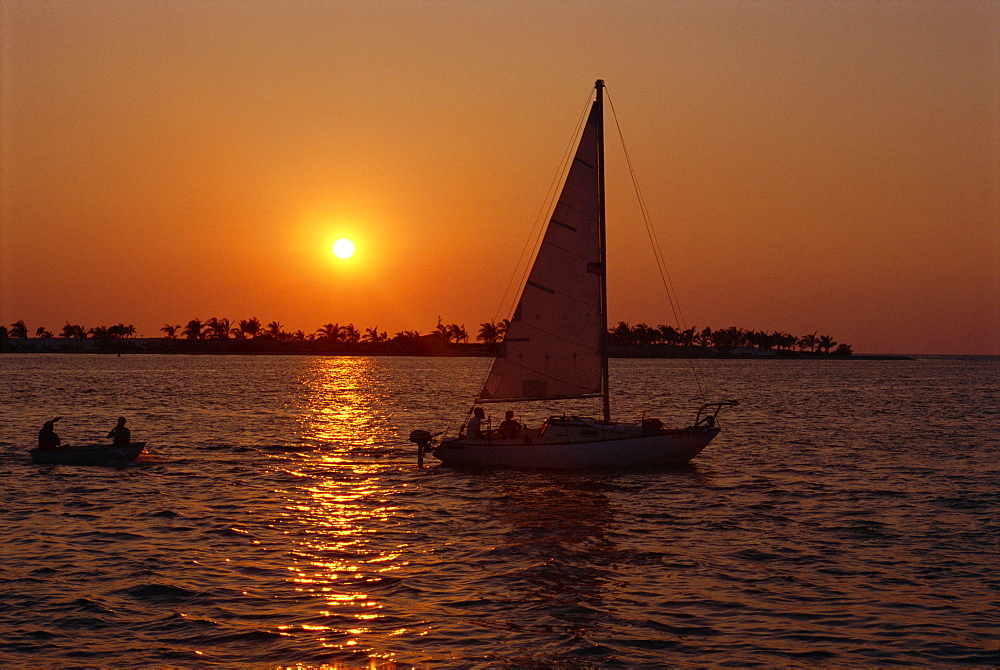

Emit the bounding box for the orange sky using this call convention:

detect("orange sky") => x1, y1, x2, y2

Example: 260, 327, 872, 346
2, 1, 998, 354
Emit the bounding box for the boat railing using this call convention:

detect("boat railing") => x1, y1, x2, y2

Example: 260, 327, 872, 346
693, 401, 739, 428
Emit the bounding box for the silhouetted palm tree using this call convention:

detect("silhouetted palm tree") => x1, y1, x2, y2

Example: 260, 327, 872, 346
237, 317, 262, 339
477, 322, 499, 343
631, 323, 659, 345
447, 323, 468, 343
609, 321, 632, 345
817, 334, 836, 354
204, 317, 233, 340
657, 324, 680, 346
88, 325, 110, 340
10, 320, 28, 338
183, 319, 205, 340
317, 323, 342, 342
392, 330, 421, 341
161, 324, 181, 339
61, 323, 87, 340
434, 318, 450, 341
266, 321, 284, 340
341, 324, 361, 343
363, 326, 387, 343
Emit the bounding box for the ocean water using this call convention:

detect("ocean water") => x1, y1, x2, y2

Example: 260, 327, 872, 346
0, 354, 997, 667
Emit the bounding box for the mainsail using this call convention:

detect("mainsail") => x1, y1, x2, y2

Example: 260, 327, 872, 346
478, 102, 604, 402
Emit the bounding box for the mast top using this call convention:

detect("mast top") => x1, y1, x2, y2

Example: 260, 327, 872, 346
595, 79, 604, 91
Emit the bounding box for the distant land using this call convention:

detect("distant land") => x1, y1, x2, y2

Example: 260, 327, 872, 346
1, 337, 911, 360
1, 318, 915, 359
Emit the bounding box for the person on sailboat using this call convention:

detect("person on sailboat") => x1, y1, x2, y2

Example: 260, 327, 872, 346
38, 417, 63, 450
497, 410, 521, 439
466, 407, 486, 439
107, 416, 131, 446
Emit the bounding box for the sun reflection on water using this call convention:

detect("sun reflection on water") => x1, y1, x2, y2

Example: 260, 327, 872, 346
297, 357, 393, 451
277, 357, 414, 663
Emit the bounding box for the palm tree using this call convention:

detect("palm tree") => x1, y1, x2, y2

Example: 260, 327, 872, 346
817, 334, 837, 354
317, 323, 342, 342
266, 321, 284, 340
477, 322, 499, 343
657, 324, 680, 346
609, 321, 632, 345
35, 326, 53, 338
713, 326, 740, 351
183, 318, 205, 340
774, 331, 796, 351
447, 323, 468, 344
161, 324, 181, 339
10, 320, 28, 338
61, 323, 86, 340
798, 332, 818, 353
693, 327, 713, 348
631, 323, 658, 345
341, 324, 361, 343
88, 325, 110, 340
204, 317, 233, 340
434, 318, 450, 340
363, 326, 387, 343
237, 317, 262, 339
393, 330, 421, 340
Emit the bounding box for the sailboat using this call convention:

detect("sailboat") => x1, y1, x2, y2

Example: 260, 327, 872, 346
410, 80, 736, 469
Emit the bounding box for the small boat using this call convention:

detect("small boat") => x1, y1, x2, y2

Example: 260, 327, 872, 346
29, 442, 146, 466
411, 80, 736, 469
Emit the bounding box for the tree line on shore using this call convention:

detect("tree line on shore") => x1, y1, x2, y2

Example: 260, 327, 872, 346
1, 318, 852, 355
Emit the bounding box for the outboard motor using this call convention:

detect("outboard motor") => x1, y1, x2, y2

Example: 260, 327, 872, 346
408, 430, 437, 468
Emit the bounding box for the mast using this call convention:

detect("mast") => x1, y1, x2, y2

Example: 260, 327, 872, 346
596, 79, 610, 423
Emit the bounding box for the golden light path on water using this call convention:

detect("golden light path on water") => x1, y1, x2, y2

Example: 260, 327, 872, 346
277, 357, 419, 663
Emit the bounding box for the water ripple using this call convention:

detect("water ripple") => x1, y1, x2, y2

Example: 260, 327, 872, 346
1, 354, 998, 666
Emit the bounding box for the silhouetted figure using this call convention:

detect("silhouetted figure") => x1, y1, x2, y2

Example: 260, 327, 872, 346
107, 416, 131, 446
497, 410, 521, 439
466, 407, 486, 439
38, 417, 62, 450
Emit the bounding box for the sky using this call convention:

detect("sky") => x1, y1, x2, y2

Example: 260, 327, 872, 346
2, 0, 998, 354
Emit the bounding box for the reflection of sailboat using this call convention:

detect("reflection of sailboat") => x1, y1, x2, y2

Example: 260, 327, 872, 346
412, 80, 735, 469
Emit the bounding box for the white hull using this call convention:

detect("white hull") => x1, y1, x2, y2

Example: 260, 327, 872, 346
434, 426, 719, 469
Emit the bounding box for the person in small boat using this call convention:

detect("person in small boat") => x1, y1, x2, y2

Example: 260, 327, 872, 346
107, 416, 131, 446
497, 410, 521, 439
38, 417, 63, 450
466, 407, 486, 439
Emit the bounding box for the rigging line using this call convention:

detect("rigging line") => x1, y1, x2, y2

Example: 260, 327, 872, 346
493, 87, 597, 325
456, 87, 597, 436
605, 88, 707, 399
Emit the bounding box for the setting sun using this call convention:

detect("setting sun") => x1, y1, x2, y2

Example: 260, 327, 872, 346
332, 239, 355, 259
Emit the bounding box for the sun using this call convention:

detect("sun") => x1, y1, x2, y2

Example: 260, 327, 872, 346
332, 238, 355, 259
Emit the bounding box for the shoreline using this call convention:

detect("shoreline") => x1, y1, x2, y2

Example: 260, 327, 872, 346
0, 338, 916, 360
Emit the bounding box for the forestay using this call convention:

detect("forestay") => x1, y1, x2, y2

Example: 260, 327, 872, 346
478, 103, 604, 402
